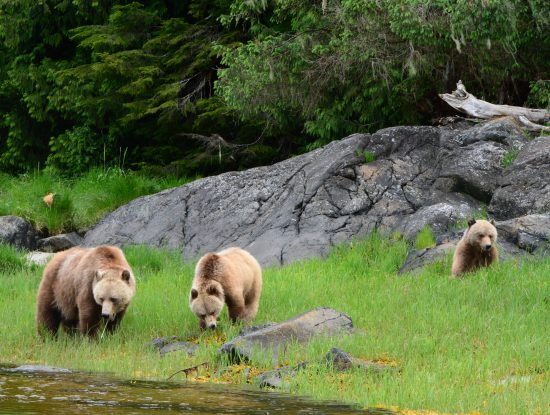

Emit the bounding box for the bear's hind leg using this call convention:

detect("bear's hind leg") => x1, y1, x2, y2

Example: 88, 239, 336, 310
36, 290, 62, 336
242, 293, 260, 322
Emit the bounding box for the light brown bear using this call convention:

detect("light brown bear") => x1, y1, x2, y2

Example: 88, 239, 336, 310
36, 245, 136, 337
451, 218, 499, 277
189, 247, 262, 330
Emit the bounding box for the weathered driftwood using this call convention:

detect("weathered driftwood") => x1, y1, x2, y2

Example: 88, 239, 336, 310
440, 81, 550, 131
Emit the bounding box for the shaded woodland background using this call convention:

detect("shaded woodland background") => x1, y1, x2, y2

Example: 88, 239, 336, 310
0, 0, 548, 177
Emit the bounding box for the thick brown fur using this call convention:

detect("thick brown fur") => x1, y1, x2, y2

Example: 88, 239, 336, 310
36, 245, 136, 337
189, 247, 262, 329
451, 219, 499, 277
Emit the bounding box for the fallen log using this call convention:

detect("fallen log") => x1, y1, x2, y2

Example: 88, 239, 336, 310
439, 81, 550, 131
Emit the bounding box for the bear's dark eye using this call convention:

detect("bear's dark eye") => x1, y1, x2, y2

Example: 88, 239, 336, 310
99, 297, 104, 302
110, 297, 118, 304
200, 314, 206, 319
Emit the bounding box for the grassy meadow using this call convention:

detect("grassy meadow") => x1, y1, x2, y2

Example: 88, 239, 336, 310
0, 169, 195, 234
0, 235, 548, 415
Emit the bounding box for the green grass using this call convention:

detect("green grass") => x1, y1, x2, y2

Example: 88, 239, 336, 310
414, 226, 436, 249
0, 169, 196, 234
0, 235, 548, 415
500, 148, 520, 168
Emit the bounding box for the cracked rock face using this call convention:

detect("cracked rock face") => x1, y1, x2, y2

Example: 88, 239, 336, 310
83, 120, 548, 266
489, 137, 550, 220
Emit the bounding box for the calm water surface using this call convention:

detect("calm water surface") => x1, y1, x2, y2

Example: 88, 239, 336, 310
0, 367, 393, 415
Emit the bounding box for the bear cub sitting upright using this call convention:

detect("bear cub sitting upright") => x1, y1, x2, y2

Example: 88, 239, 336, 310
36, 245, 136, 337
451, 218, 499, 277
190, 247, 262, 329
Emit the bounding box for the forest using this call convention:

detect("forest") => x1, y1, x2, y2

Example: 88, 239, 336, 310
0, 0, 548, 177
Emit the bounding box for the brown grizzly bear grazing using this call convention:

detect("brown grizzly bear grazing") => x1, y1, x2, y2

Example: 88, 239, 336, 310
36, 246, 136, 337
451, 219, 499, 277
190, 247, 262, 330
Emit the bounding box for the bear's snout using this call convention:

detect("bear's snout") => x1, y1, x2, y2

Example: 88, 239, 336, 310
483, 244, 492, 251
204, 314, 217, 329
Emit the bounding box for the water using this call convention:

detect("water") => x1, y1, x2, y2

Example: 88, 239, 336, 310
0, 367, 393, 415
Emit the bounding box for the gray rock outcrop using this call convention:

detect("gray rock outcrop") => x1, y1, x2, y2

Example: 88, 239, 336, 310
0, 216, 37, 250
82, 119, 548, 267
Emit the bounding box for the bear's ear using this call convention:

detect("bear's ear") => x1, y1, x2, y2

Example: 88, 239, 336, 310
190, 288, 198, 300
206, 285, 219, 296
121, 270, 131, 282
490, 219, 496, 226
467, 218, 476, 228
95, 270, 105, 281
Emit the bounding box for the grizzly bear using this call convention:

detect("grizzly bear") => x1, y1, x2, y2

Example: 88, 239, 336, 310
36, 245, 136, 337
189, 247, 262, 330
451, 218, 499, 277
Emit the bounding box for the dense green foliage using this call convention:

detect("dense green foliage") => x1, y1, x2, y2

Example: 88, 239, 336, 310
0, 1, 548, 175
217, 0, 550, 147
1, 235, 548, 414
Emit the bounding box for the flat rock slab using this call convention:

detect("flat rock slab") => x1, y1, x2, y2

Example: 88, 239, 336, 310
219, 308, 353, 363
26, 251, 54, 266
5, 365, 71, 374
238, 322, 277, 336
325, 348, 396, 374
37, 232, 83, 253
159, 341, 199, 357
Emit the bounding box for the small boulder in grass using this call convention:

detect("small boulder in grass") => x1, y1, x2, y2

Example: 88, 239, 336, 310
37, 232, 83, 253
145, 336, 179, 350
325, 348, 397, 374
256, 362, 307, 389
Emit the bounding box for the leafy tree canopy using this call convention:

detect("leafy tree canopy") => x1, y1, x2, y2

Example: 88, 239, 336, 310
0, 0, 548, 175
